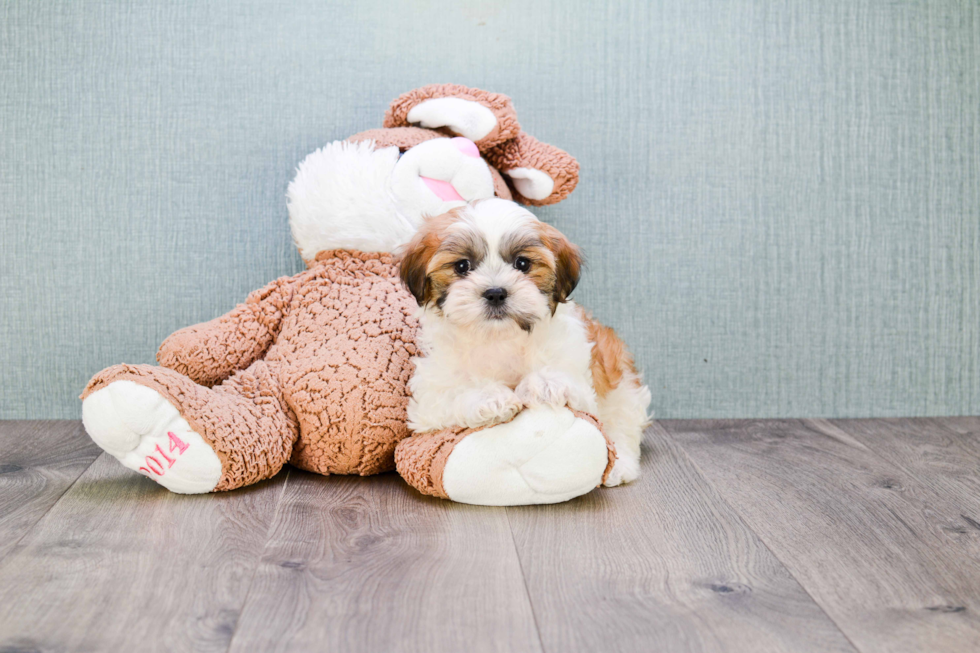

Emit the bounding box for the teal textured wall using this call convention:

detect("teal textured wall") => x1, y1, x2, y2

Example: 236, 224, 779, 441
1, 0, 978, 419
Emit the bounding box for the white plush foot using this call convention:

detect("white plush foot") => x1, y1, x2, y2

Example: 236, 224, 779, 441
441, 406, 610, 506
603, 452, 640, 487
82, 380, 222, 494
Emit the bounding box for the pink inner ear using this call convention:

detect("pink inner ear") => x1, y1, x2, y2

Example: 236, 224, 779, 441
420, 176, 464, 202
451, 137, 480, 158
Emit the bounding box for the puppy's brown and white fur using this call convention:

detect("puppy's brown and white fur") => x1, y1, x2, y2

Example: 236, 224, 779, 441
399, 198, 651, 485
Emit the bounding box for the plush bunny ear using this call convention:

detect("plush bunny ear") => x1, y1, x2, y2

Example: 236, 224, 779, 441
384, 84, 520, 149
483, 132, 580, 206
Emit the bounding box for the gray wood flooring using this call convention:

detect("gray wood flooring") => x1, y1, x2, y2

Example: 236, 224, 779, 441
0, 418, 978, 652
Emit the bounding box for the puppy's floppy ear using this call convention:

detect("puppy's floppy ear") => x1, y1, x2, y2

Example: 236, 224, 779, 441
398, 229, 437, 306
398, 210, 461, 305
537, 221, 582, 305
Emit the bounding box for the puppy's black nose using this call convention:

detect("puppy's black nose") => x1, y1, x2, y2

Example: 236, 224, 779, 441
483, 287, 508, 306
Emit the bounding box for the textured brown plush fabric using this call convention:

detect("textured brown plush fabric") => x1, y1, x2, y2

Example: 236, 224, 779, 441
394, 410, 617, 500
157, 278, 294, 387
393, 428, 473, 499
484, 132, 581, 206
285, 251, 418, 476
83, 251, 419, 490
487, 165, 514, 201
348, 126, 444, 152
383, 83, 521, 150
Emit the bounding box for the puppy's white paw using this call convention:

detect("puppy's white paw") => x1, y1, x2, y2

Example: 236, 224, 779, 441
603, 452, 641, 487
516, 370, 572, 408
516, 370, 597, 414
82, 380, 222, 494
459, 385, 523, 429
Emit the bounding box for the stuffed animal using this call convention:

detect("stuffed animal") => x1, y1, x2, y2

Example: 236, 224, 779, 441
81, 84, 616, 506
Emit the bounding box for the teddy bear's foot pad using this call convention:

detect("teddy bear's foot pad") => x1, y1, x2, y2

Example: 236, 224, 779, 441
440, 407, 609, 505
82, 380, 222, 494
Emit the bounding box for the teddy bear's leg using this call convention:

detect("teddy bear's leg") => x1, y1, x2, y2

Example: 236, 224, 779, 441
395, 407, 615, 506
81, 361, 297, 494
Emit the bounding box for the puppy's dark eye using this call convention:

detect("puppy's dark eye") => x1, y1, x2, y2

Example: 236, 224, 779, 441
514, 256, 531, 273
454, 259, 471, 276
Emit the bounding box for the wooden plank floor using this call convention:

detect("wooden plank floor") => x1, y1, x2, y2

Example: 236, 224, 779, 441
0, 418, 978, 652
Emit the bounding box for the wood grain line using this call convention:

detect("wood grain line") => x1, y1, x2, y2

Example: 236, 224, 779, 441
664, 418, 980, 653
0, 420, 102, 560
506, 423, 858, 653
0, 453, 289, 652
823, 417, 980, 554
229, 470, 543, 653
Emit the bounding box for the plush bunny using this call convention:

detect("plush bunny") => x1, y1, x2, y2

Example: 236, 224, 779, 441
81, 84, 614, 506
288, 84, 580, 257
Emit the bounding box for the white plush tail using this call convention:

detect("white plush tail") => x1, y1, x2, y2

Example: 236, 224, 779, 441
287, 139, 415, 259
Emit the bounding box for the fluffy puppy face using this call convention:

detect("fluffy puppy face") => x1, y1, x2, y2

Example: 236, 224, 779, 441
399, 199, 581, 333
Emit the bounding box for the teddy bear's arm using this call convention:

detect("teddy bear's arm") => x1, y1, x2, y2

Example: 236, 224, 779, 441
156, 277, 295, 387
383, 84, 520, 149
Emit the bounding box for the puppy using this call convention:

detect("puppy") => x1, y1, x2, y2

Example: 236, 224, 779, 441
398, 198, 651, 486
